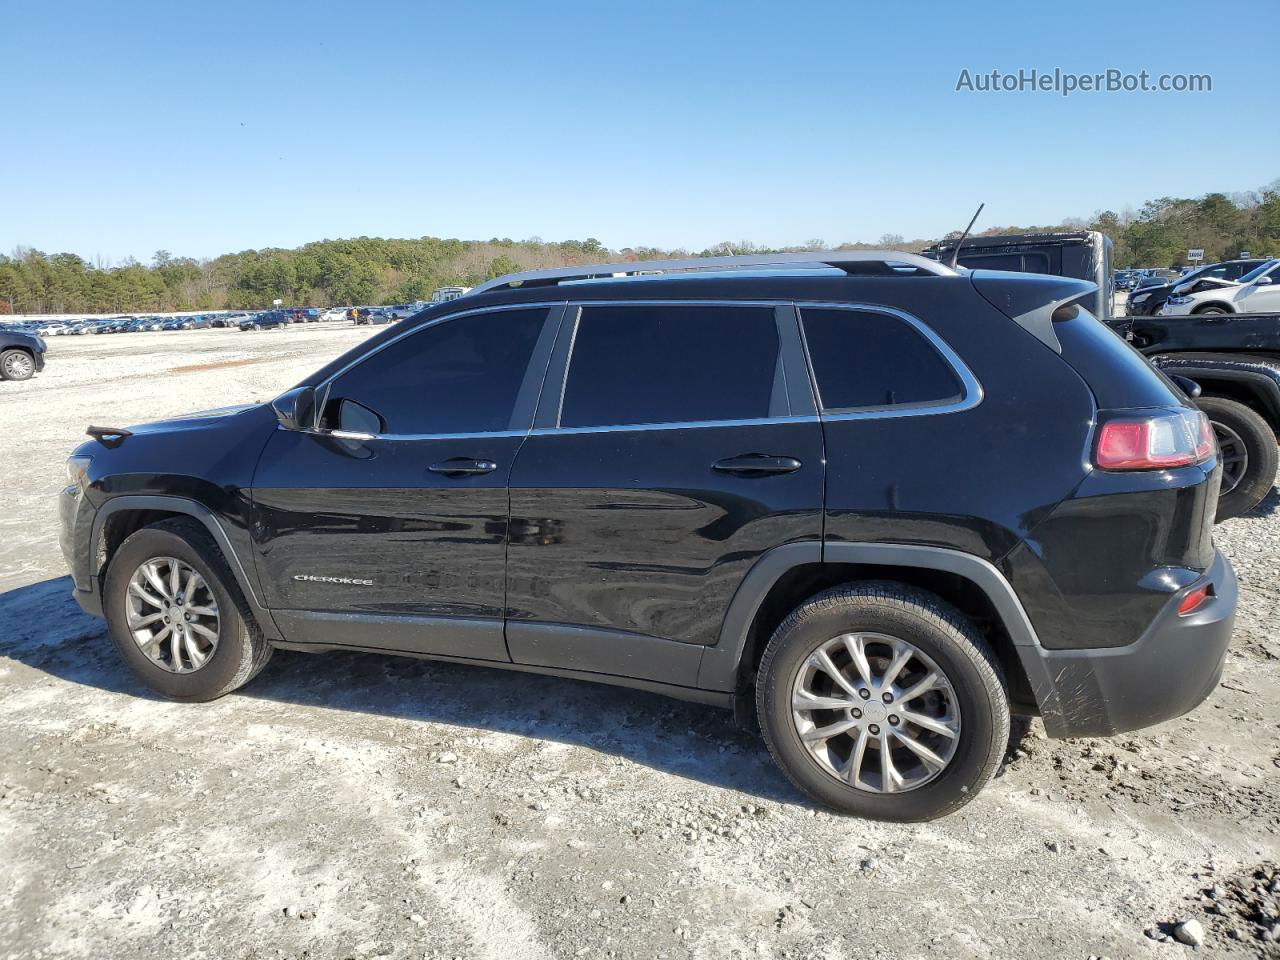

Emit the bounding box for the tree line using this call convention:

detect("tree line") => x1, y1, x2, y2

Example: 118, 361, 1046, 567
3, 182, 1278, 315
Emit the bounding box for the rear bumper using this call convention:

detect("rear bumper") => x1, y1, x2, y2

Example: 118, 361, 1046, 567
1017, 549, 1236, 738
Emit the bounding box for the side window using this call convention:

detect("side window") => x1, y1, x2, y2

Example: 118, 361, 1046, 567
799, 307, 964, 411
558, 305, 781, 428
322, 308, 547, 435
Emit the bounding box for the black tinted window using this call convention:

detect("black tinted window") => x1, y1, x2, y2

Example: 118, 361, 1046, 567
560, 305, 781, 428
324, 308, 546, 434
800, 308, 963, 410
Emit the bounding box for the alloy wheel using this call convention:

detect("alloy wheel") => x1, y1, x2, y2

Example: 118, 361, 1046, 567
791, 632, 961, 793
2, 353, 33, 379
125, 557, 220, 673
1213, 421, 1248, 496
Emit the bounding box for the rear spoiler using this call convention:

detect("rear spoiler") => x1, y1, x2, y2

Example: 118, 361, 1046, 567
86, 425, 133, 449
969, 271, 1098, 354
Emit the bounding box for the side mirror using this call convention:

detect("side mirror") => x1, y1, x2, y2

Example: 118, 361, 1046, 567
1169, 375, 1202, 399
272, 386, 317, 432
1255, 275, 1273, 286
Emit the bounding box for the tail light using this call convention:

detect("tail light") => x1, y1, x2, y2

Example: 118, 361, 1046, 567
1177, 584, 1212, 617
1094, 408, 1215, 471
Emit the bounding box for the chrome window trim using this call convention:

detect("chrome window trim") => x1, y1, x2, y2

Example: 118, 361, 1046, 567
794, 301, 984, 421
300, 297, 981, 442
530, 415, 820, 437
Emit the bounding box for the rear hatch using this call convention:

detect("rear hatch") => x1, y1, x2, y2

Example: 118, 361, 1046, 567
972, 269, 1220, 650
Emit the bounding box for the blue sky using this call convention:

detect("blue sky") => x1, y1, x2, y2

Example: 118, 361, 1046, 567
4, 0, 1275, 262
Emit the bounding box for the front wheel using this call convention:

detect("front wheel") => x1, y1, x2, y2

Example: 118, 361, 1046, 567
756, 582, 1009, 822
103, 518, 273, 701
1198, 396, 1277, 522
0, 349, 36, 381
1194, 305, 1230, 315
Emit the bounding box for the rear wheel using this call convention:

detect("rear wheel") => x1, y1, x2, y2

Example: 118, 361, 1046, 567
756, 582, 1009, 822
0, 349, 35, 381
1198, 396, 1277, 522
103, 518, 273, 701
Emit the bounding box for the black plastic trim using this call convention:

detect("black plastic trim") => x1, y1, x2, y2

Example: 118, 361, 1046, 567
696, 540, 1042, 692
88, 495, 279, 636
507, 621, 703, 686
272, 609, 509, 662
270, 638, 733, 708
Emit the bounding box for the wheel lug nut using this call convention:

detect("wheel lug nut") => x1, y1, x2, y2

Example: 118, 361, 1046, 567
889, 715, 899, 725
881, 692, 893, 703
858, 689, 870, 700
852, 708, 862, 719
869, 724, 880, 735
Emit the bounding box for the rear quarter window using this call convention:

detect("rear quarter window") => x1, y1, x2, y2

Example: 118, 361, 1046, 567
1054, 306, 1182, 408
799, 307, 964, 411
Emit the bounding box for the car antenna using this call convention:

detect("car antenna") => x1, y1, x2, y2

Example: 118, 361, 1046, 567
946, 203, 985, 270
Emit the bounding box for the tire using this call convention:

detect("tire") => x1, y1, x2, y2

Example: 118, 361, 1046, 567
1198, 396, 1277, 523
0, 349, 36, 381
1193, 305, 1230, 315
103, 518, 273, 701
756, 582, 1009, 822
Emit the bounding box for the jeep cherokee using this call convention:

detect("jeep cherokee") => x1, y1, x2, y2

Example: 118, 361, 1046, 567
60, 251, 1236, 821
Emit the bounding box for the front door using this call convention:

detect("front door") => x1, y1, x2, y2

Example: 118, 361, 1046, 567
505, 301, 825, 686
1236, 263, 1280, 313
252, 304, 561, 660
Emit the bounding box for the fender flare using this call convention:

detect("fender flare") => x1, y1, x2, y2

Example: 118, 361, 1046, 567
696, 540, 1044, 692
1150, 355, 1280, 427
695, 540, 1072, 732
90, 495, 278, 635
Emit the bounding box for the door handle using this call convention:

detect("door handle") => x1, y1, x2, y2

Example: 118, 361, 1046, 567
429, 458, 498, 477
711, 454, 803, 477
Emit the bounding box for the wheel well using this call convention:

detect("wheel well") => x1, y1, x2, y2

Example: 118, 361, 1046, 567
1191, 303, 1232, 315
735, 562, 1037, 713
99, 509, 192, 577
1194, 380, 1280, 434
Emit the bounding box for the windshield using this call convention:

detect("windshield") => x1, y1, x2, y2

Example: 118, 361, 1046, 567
1238, 259, 1280, 284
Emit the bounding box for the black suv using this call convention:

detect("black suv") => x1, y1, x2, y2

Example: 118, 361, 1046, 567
0, 328, 48, 381
60, 252, 1236, 821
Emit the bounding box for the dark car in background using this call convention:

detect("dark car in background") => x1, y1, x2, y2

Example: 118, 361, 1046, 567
61, 250, 1234, 822
239, 310, 291, 331
1126, 259, 1269, 316
0, 328, 47, 381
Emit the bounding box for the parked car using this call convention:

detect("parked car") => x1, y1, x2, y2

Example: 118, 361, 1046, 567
1114, 270, 1142, 292
1126, 259, 1269, 316
0, 328, 47, 381
1158, 259, 1280, 317
384, 303, 421, 321
61, 251, 1234, 822
239, 310, 291, 331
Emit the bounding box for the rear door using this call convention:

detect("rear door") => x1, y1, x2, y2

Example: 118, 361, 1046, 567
505, 300, 824, 686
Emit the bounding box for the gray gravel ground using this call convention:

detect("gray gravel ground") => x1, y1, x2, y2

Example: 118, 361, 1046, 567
1, 326, 1278, 960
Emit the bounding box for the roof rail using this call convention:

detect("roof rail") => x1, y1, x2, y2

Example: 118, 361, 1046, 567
470, 250, 957, 295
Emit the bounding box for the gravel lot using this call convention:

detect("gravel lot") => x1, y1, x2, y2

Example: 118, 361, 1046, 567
1, 326, 1278, 960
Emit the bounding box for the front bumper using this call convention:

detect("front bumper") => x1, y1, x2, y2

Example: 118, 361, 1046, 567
1017, 549, 1236, 738
59, 485, 102, 617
